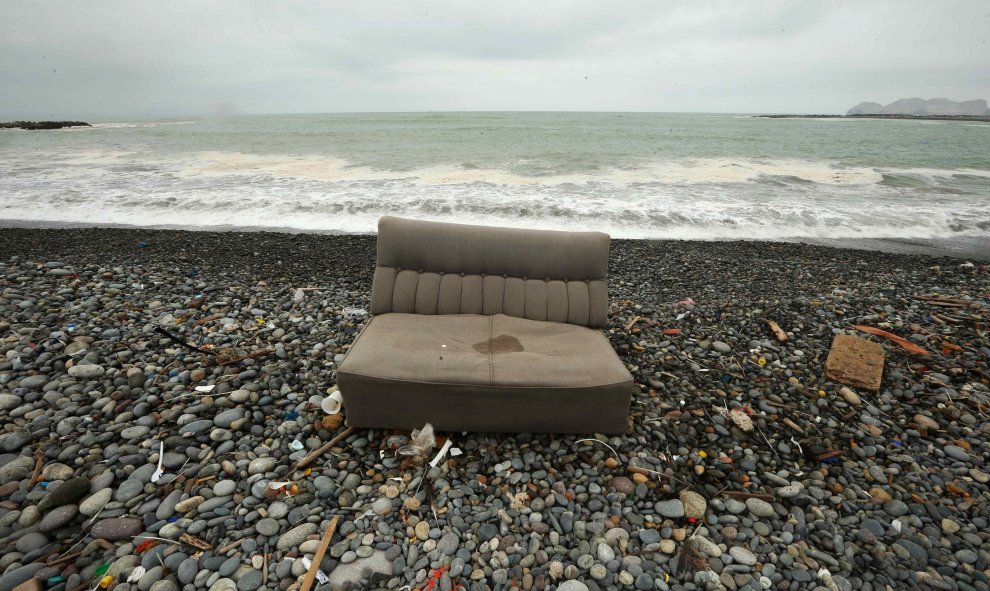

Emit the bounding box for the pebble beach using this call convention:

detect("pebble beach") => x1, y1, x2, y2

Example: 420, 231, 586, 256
1, 227, 988, 591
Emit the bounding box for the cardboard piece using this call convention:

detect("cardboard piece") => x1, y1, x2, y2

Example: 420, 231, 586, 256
825, 334, 885, 392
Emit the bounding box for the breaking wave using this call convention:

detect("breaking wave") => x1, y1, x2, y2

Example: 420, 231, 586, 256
1, 148, 989, 241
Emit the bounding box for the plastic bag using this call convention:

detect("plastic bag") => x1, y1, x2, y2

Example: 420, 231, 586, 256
396, 422, 436, 464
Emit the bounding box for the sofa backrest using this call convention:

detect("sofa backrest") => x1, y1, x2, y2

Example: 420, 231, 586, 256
370, 216, 610, 328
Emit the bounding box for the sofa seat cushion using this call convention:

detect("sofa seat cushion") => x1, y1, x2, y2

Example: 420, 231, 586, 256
337, 313, 633, 433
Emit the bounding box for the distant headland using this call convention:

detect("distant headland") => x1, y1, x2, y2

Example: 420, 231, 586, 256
758, 97, 990, 122
847, 98, 988, 116
0, 120, 91, 130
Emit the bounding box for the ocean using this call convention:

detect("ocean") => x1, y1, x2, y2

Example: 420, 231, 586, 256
1, 112, 989, 243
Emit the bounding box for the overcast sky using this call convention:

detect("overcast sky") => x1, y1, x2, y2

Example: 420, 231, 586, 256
2, 0, 988, 117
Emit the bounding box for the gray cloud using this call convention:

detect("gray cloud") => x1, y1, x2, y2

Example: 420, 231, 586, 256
1, 0, 987, 116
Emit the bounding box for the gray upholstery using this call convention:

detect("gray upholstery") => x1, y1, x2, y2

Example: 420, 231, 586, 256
338, 216, 634, 434
371, 216, 609, 328
337, 314, 632, 433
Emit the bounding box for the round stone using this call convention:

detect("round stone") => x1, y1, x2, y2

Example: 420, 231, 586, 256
39, 504, 79, 532
213, 480, 237, 496
729, 546, 757, 566
80, 488, 113, 516
149, 581, 178, 591
90, 517, 142, 540
256, 518, 280, 537
745, 498, 775, 518
639, 529, 661, 544
944, 445, 969, 462
248, 457, 277, 475
115, 479, 145, 502
679, 490, 707, 519
276, 523, 318, 551
610, 477, 634, 494
654, 499, 684, 518
236, 570, 263, 591
16, 532, 49, 554
267, 501, 289, 519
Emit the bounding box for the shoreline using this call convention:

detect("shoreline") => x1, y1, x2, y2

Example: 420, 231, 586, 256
2, 220, 988, 262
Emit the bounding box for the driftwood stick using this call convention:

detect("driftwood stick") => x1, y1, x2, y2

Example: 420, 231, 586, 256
912, 296, 983, 308
293, 427, 356, 471
765, 319, 788, 342
29, 451, 44, 487
195, 313, 225, 325
301, 515, 340, 591
215, 538, 246, 555
718, 490, 774, 502
627, 465, 692, 487
153, 326, 217, 356
46, 551, 82, 567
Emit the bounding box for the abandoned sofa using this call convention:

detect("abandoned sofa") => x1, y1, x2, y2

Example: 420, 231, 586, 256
336, 216, 634, 434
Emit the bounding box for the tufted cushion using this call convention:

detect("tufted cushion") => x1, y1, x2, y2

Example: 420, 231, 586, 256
370, 217, 609, 328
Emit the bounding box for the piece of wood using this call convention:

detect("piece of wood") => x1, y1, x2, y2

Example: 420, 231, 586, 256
214, 348, 275, 366
782, 418, 804, 434
28, 451, 44, 488
824, 334, 885, 392
179, 533, 212, 551
718, 490, 774, 502
46, 551, 82, 567
215, 538, 246, 555
13, 578, 42, 591
765, 320, 788, 342
913, 296, 983, 308
916, 300, 970, 308
292, 426, 356, 471
195, 313, 225, 325
624, 316, 641, 331
301, 515, 340, 591
764, 400, 796, 410
852, 325, 930, 356
625, 465, 692, 487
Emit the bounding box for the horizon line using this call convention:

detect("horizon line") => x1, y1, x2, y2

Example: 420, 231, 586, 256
1, 109, 847, 119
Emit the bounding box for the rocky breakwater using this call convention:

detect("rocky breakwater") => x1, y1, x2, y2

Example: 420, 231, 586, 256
0, 229, 988, 591
0, 121, 92, 130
